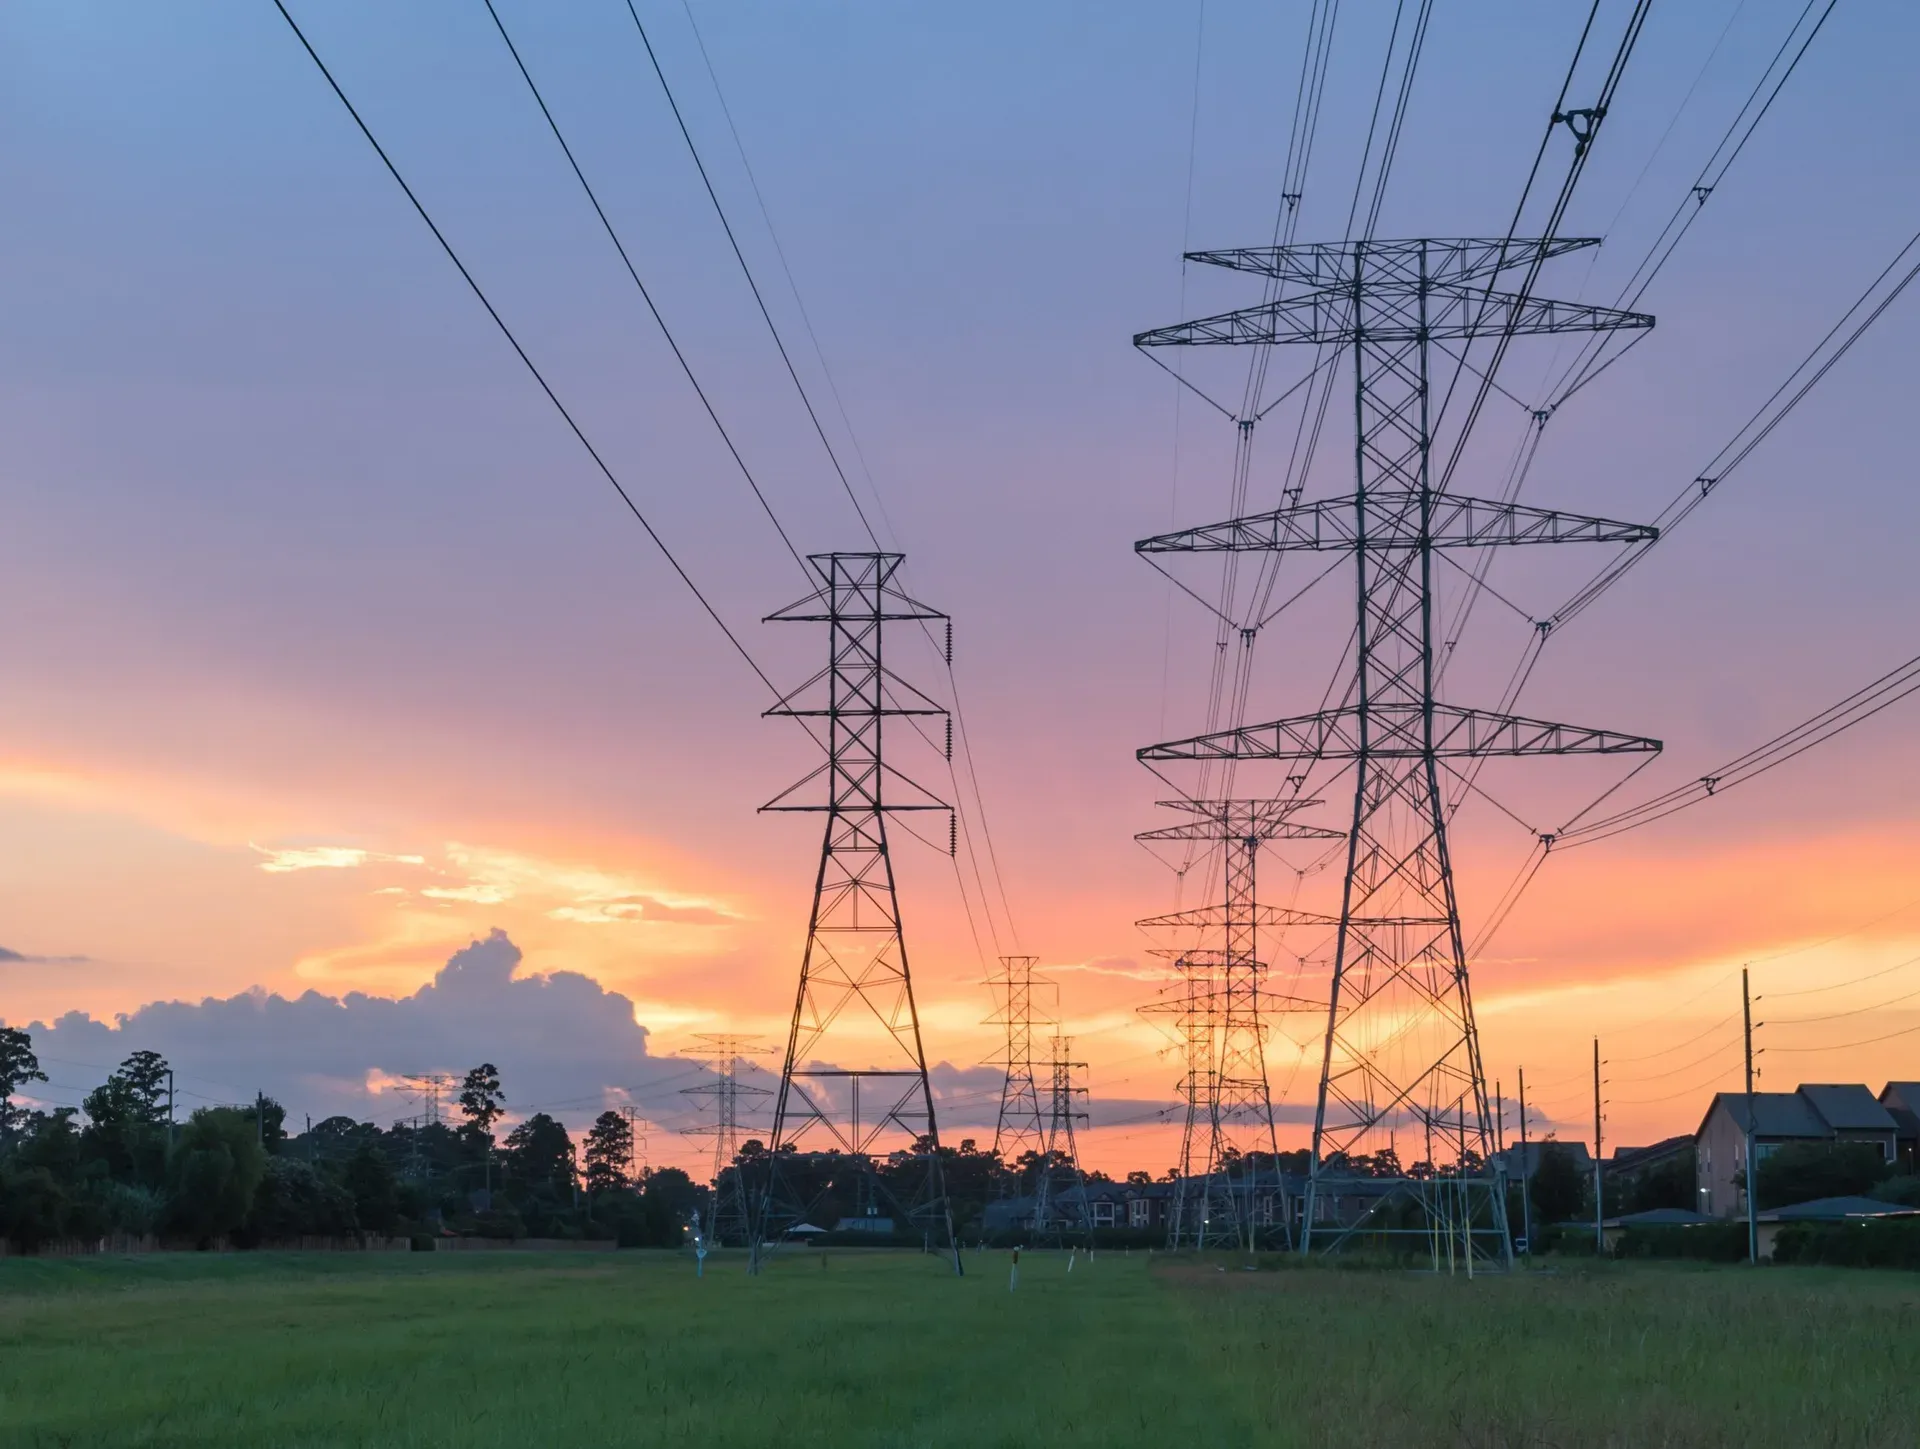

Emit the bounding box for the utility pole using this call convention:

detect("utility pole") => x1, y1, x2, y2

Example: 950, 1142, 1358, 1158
1743, 966, 1759, 1265
1133, 237, 1659, 1266
166, 1069, 176, 1155
1494, 1080, 1504, 1154
750, 553, 963, 1275
1517, 1066, 1532, 1256
1592, 1038, 1604, 1256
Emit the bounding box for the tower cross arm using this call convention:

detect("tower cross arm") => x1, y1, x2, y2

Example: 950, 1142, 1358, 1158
1181, 237, 1599, 287
1134, 287, 1650, 349
1136, 493, 1657, 554
1139, 704, 1662, 761
1135, 904, 1340, 930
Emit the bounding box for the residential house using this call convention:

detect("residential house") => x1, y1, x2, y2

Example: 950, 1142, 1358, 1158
1879, 1083, 1920, 1171
1753, 1194, 1920, 1258
1694, 1083, 1899, 1219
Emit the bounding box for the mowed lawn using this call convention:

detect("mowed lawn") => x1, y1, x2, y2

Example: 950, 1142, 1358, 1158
1, 1248, 1917, 1448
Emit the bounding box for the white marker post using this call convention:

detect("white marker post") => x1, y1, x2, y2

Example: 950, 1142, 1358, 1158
1009, 1246, 1020, 1292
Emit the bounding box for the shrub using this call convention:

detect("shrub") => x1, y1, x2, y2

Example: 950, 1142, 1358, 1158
1772, 1219, 1920, 1270
245, 1158, 358, 1242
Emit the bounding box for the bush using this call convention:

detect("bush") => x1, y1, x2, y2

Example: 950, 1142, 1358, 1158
0, 1165, 74, 1252
244, 1158, 358, 1242
1869, 1175, 1920, 1207
98, 1182, 166, 1238
1772, 1219, 1920, 1270
1614, 1222, 1749, 1262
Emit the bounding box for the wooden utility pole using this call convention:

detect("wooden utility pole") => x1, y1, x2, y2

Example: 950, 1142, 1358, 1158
1494, 1080, 1504, 1153
1744, 967, 1759, 1265
1592, 1038, 1604, 1256
1517, 1067, 1532, 1255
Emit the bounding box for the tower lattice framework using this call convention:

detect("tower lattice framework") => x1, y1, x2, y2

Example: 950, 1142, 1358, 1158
680, 1034, 769, 1246
986, 955, 1049, 1168
1137, 799, 1340, 1248
1136, 239, 1662, 1262
751, 552, 962, 1273
1031, 1035, 1091, 1244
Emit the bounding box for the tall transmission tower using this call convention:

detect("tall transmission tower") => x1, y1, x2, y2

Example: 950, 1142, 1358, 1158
1031, 1035, 1090, 1244
1135, 239, 1661, 1263
1137, 800, 1340, 1248
986, 955, 1050, 1169
680, 1034, 770, 1246
750, 552, 963, 1274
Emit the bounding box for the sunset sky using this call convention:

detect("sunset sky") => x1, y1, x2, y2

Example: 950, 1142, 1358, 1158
3, 1, 1919, 1176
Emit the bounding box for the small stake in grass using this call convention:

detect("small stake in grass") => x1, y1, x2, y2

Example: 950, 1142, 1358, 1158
1009, 1247, 1020, 1293
1067, 1249, 1077, 1273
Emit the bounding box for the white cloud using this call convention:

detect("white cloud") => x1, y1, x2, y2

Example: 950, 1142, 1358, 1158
251, 844, 427, 874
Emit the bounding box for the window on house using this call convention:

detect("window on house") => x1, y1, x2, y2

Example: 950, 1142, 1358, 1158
1093, 1201, 1115, 1226
1128, 1199, 1149, 1228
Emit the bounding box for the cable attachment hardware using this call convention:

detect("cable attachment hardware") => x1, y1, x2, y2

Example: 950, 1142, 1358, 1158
1551, 106, 1607, 156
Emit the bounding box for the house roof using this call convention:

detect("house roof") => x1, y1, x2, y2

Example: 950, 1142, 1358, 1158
1706, 1091, 1830, 1139
1608, 1136, 1692, 1174
1798, 1083, 1899, 1133
1495, 1140, 1593, 1173
1880, 1082, 1920, 1116
1602, 1207, 1712, 1228
1762, 1195, 1920, 1222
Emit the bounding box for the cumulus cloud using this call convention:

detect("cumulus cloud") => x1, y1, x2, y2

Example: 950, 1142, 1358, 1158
252, 844, 425, 873
24, 930, 704, 1133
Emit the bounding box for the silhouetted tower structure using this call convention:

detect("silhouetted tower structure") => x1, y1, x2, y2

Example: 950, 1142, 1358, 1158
1137, 800, 1340, 1248
987, 955, 1050, 1168
1139, 953, 1222, 1247
1135, 239, 1661, 1263
681, 1034, 770, 1246
1032, 1035, 1091, 1243
751, 552, 962, 1273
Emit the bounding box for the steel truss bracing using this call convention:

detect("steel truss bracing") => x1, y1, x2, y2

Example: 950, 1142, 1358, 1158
1136, 239, 1661, 1265
680, 1034, 770, 1247
750, 552, 962, 1274
986, 955, 1050, 1166
1136, 800, 1341, 1250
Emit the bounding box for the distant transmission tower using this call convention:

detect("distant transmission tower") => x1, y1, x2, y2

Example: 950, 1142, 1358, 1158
986, 955, 1050, 1169
750, 552, 963, 1274
1136, 238, 1660, 1264
1031, 1035, 1090, 1245
1137, 800, 1340, 1248
681, 1034, 770, 1246
1140, 954, 1219, 1247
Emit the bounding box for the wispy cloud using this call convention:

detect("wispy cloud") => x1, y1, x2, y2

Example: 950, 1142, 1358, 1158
0, 945, 90, 965
252, 844, 425, 874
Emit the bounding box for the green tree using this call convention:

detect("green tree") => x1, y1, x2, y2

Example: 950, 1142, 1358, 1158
504, 1113, 576, 1195
0, 1025, 48, 1147
115, 1051, 172, 1125
1755, 1141, 1892, 1210
458, 1064, 505, 1136
246, 1157, 358, 1241
1531, 1139, 1588, 1225
639, 1165, 703, 1245
81, 1069, 169, 1188
583, 1110, 634, 1195
343, 1140, 400, 1236
166, 1107, 267, 1245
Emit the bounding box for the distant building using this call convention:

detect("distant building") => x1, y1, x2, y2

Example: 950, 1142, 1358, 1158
1694, 1084, 1899, 1219
1879, 1083, 1920, 1171
1753, 1194, 1920, 1258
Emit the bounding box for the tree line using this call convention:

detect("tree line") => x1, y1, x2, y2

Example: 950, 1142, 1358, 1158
0, 1026, 703, 1253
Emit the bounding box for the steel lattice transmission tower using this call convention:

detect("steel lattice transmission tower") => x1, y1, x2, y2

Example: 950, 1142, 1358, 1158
680, 1034, 770, 1246
1137, 954, 1220, 1247
1031, 1035, 1091, 1244
986, 955, 1050, 1167
750, 552, 963, 1274
1136, 239, 1662, 1262
1136, 800, 1340, 1248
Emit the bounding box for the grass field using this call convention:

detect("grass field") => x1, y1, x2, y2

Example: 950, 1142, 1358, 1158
1, 1248, 1917, 1448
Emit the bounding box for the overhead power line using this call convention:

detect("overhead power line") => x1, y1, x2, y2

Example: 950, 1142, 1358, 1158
268, 0, 784, 702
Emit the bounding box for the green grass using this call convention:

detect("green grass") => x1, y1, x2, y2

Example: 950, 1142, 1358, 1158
1, 1248, 1916, 1447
